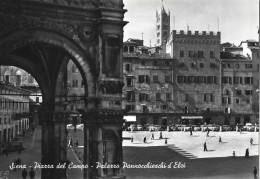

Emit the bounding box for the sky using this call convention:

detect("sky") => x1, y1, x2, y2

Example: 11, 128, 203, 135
123, 0, 259, 46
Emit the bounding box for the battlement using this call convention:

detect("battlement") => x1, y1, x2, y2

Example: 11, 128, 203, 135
171, 30, 221, 37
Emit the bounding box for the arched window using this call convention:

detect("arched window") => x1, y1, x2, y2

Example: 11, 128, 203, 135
129, 46, 134, 53
123, 46, 128, 53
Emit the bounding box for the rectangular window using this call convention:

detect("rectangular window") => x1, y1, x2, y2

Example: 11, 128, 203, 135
189, 51, 196, 58
126, 92, 135, 102
190, 62, 196, 68
166, 93, 171, 101
125, 64, 131, 72
180, 50, 184, 57
244, 77, 253, 84
235, 64, 240, 69
162, 105, 167, 110
126, 78, 133, 87
233, 77, 240, 84
138, 75, 150, 83
153, 75, 159, 82
125, 105, 135, 111
177, 76, 187, 83
245, 90, 252, 96
246, 99, 250, 103
235, 98, 240, 104
204, 93, 214, 102
153, 61, 157, 66
138, 75, 145, 83
245, 64, 252, 68
139, 93, 149, 101
141, 61, 146, 66
222, 97, 231, 104
198, 51, 204, 58
187, 76, 196, 83
165, 61, 170, 66
156, 93, 161, 101
222, 76, 232, 84
197, 76, 204, 83
210, 51, 214, 58
236, 90, 242, 96
199, 63, 204, 68
165, 75, 171, 83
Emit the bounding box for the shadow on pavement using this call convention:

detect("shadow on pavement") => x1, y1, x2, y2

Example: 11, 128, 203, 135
123, 145, 259, 179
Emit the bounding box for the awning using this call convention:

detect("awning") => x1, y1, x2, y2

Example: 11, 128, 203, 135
181, 116, 203, 120
123, 115, 136, 122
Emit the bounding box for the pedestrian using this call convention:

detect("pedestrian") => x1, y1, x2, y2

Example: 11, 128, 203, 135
143, 137, 146, 143
250, 137, 253, 145
245, 148, 249, 158
233, 151, 236, 158
22, 168, 28, 179
5, 149, 8, 157
29, 167, 35, 179
18, 147, 22, 155
254, 166, 257, 179
203, 142, 208, 152
159, 131, 162, 139
219, 136, 222, 143
75, 140, 79, 147
151, 133, 154, 140
165, 139, 167, 144
13, 159, 17, 171
207, 129, 210, 137
190, 127, 192, 136
131, 136, 133, 143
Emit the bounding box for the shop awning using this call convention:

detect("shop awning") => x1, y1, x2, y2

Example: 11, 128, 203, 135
181, 116, 203, 119
123, 115, 136, 122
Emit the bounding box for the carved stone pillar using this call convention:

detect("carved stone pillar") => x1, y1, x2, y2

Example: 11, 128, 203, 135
83, 109, 126, 179
53, 112, 69, 179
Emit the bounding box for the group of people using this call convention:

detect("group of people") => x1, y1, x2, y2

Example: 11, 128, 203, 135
22, 168, 35, 179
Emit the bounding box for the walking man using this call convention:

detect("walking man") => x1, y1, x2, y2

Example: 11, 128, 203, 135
165, 139, 167, 144
159, 131, 162, 139
131, 136, 133, 143
190, 127, 192, 136
143, 137, 147, 143
232, 151, 236, 158
204, 142, 208, 152
29, 167, 35, 179
22, 168, 28, 179
245, 148, 249, 158
254, 166, 257, 179
18, 147, 22, 155
151, 133, 154, 140
219, 136, 222, 143
250, 137, 253, 145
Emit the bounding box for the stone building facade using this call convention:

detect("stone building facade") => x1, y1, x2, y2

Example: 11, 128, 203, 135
0, 82, 30, 152
123, 33, 259, 127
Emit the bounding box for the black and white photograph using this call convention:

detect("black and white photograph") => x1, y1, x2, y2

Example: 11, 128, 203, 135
0, 0, 258, 178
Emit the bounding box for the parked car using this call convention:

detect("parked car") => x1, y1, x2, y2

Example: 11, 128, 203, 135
66, 124, 74, 130
149, 125, 156, 131
76, 124, 84, 129
244, 123, 254, 131
154, 125, 161, 131
222, 125, 232, 131
128, 124, 136, 131
192, 125, 201, 131
137, 125, 143, 131
143, 124, 150, 131
207, 124, 220, 131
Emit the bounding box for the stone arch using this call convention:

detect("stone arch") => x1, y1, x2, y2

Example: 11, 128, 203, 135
0, 28, 95, 98
123, 46, 128, 53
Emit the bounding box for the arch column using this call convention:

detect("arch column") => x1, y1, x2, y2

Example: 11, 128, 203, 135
82, 109, 125, 179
